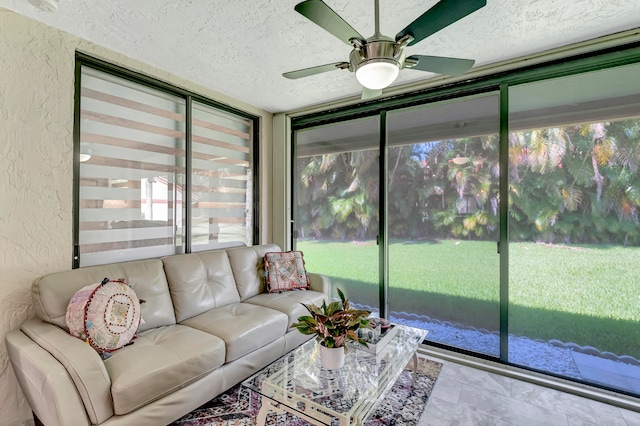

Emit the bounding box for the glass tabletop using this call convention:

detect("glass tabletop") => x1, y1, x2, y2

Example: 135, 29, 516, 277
242, 324, 427, 425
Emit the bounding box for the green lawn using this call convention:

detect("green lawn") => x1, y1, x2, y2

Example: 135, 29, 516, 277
297, 240, 640, 357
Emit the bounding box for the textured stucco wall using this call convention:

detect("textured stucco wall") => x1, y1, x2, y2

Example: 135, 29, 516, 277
0, 8, 272, 425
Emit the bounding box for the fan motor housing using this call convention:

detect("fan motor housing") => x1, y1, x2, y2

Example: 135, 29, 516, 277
349, 38, 406, 72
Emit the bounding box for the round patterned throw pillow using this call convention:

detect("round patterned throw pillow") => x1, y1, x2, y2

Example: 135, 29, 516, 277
66, 278, 142, 353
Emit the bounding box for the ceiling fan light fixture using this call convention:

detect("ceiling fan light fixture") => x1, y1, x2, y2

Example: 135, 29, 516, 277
287, 0, 486, 94
355, 60, 400, 90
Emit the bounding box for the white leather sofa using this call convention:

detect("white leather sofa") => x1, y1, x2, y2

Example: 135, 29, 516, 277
6, 244, 330, 426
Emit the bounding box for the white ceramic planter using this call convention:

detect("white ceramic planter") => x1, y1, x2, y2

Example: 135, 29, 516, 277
319, 345, 345, 369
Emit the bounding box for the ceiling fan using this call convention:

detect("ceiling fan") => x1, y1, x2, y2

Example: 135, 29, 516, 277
283, 0, 486, 99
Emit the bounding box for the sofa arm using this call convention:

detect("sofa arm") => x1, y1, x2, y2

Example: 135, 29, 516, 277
19, 318, 113, 425
6, 329, 90, 426
307, 272, 331, 298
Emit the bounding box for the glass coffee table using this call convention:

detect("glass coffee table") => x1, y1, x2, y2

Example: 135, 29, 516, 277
242, 324, 427, 426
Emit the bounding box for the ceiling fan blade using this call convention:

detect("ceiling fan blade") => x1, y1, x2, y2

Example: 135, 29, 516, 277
361, 88, 383, 100
396, 0, 486, 46
407, 55, 475, 76
283, 62, 349, 79
295, 0, 364, 45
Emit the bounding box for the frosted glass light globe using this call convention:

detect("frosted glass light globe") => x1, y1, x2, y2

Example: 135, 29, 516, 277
355, 61, 400, 90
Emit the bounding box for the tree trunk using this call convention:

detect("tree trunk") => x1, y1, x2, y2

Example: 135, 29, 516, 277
591, 123, 606, 202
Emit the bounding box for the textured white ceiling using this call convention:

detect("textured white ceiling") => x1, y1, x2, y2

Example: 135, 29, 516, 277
2, 0, 640, 113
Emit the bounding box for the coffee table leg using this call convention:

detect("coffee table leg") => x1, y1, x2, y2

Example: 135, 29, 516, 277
256, 396, 282, 426
256, 397, 270, 426
257, 395, 330, 426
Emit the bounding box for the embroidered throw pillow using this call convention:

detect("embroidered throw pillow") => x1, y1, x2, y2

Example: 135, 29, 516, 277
66, 278, 142, 354
264, 251, 310, 293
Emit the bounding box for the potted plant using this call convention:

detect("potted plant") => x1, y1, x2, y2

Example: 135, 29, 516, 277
291, 288, 372, 369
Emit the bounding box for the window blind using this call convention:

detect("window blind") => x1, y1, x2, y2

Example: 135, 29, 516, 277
77, 66, 255, 266
190, 101, 253, 252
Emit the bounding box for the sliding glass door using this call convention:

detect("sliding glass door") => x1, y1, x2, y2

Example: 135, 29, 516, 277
508, 62, 640, 394
387, 94, 501, 356
291, 56, 640, 398
294, 116, 381, 315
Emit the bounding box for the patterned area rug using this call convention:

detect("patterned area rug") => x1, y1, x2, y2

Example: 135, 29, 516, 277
170, 357, 441, 426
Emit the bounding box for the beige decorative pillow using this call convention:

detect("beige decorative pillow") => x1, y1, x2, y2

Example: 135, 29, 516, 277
66, 278, 142, 354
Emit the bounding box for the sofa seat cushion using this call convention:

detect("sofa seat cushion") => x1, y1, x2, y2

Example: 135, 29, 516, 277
181, 303, 288, 362
103, 325, 225, 415
244, 290, 328, 328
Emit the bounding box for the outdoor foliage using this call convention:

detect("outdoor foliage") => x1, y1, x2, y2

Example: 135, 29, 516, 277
509, 121, 640, 245
296, 120, 640, 245
297, 151, 379, 241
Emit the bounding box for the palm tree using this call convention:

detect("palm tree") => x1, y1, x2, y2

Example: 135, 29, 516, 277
417, 135, 499, 239
296, 149, 379, 241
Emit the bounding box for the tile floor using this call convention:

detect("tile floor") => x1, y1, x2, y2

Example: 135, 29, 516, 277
418, 357, 640, 426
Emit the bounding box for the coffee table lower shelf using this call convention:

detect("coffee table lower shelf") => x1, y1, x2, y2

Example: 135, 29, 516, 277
242, 325, 427, 426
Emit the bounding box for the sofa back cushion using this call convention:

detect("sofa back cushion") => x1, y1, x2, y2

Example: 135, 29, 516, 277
226, 244, 281, 301
162, 250, 241, 322
32, 259, 176, 332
